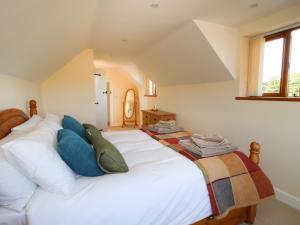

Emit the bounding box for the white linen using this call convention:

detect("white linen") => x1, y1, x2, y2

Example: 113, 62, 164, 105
45, 112, 62, 124
0, 207, 25, 225
0, 132, 36, 213
2, 120, 75, 195
45, 112, 62, 129
0, 152, 36, 212
27, 130, 212, 225
0, 132, 25, 146
11, 115, 42, 133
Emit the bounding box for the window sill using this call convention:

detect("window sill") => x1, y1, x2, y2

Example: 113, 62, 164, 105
235, 96, 300, 102
144, 94, 157, 97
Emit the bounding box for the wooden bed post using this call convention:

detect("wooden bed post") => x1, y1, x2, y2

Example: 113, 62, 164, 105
29, 99, 37, 117
245, 142, 261, 224
249, 142, 260, 165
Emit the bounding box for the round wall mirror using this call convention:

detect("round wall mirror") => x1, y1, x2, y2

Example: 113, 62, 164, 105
125, 89, 135, 119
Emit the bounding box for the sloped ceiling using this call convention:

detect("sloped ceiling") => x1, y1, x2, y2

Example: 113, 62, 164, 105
195, 21, 240, 79
0, 0, 97, 81
135, 21, 234, 85
0, 0, 299, 82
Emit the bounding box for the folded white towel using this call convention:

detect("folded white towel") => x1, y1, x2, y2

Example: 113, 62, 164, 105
155, 120, 176, 128
154, 124, 176, 129
191, 134, 229, 148
148, 124, 183, 134
159, 120, 176, 125
179, 139, 237, 157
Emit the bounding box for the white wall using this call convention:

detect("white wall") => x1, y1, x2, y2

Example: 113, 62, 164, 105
41, 49, 96, 124
0, 74, 41, 114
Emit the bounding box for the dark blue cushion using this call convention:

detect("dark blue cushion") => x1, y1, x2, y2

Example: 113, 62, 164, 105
57, 129, 105, 177
62, 115, 88, 142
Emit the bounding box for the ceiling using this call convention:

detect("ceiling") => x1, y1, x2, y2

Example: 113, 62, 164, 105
92, 0, 300, 61
0, 0, 299, 81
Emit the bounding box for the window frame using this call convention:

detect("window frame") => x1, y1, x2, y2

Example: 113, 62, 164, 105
144, 79, 157, 97
263, 26, 299, 97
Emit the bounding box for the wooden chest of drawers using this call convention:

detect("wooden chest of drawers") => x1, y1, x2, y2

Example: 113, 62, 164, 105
142, 110, 176, 127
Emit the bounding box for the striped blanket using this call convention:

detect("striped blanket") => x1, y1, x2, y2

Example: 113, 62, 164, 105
141, 129, 274, 218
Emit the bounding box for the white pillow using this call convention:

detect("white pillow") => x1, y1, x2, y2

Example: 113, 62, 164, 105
11, 115, 42, 132
0, 152, 36, 212
43, 113, 62, 132
0, 132, 36, 212
45, 112, 61, 124
2, 121, 75, 195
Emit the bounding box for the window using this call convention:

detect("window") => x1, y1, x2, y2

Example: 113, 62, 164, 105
145, 79, 157, 97
262, 27, 300, 97
288, 29, 300, 97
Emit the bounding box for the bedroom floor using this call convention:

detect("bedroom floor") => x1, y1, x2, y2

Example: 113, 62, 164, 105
240, 198, 300, 225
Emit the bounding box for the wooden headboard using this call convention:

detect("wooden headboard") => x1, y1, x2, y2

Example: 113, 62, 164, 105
0, 99, 38, 139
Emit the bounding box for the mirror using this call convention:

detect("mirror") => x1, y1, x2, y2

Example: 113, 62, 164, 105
122, 89, 137, 127
125, 89, 135, 118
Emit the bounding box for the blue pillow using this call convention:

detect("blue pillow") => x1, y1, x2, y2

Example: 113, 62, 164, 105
57, 128, 74, 142
57, 129, 105, 177
62, 115, 88, 142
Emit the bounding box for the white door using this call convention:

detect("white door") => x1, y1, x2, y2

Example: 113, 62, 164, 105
95, 75, 107, 129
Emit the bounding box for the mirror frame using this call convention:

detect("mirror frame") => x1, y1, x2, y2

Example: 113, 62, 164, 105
122, 89, 138, 128
124, 89, 135, 119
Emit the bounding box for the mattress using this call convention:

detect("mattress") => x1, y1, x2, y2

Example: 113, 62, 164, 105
0, 207, 26, 225
26, 130, 212, 225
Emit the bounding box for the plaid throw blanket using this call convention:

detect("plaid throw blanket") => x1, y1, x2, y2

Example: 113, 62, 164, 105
141, 129, 274, 218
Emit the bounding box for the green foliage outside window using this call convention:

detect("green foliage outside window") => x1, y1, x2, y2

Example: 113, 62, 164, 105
263, 73, 300, 97
288, 73, 300, 97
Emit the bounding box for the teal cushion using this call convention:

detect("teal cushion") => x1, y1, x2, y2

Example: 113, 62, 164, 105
57, 128, 74, 142
86, 127, 129, 173
57, 129, 104, 177
62, 115, 88, 142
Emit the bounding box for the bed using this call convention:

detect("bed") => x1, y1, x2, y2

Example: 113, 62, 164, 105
0, 100, 269, 225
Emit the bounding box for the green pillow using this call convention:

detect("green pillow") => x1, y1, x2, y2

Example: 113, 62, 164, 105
83, 124, 102, 140
86, 128, 128, 173
83, 123, 99, 131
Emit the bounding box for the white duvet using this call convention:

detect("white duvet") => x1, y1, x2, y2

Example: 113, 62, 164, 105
26, 130, 212, 225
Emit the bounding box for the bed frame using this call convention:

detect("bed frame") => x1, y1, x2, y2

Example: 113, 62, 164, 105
0, 100, 37, 139
0, 99, 260, 225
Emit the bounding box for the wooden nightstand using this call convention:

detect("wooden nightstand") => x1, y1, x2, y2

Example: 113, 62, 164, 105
142, 110, 176, 128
